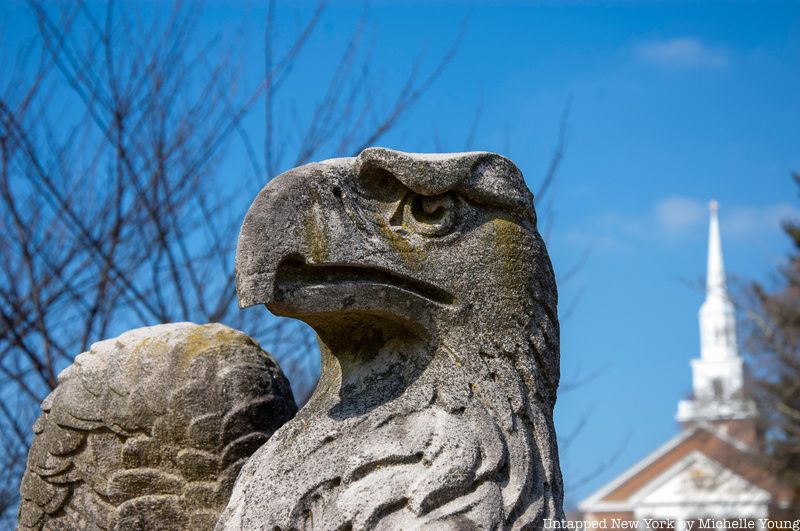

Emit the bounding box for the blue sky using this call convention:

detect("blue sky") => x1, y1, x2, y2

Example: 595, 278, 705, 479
217, 0, 800, 509
4, 0, 800, 511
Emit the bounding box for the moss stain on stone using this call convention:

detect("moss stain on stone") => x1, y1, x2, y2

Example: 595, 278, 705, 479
159, 326, 251, 369
375, 216, 425, 270
304, 188, 328, 264
491, 218, 525, 298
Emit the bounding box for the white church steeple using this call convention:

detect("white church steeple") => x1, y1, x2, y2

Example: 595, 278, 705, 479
706, 200, 726, 297
677, 201, 757, 426
699, 199, 738, 363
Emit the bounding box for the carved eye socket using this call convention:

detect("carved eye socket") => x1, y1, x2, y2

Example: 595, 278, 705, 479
408, 193, 458, 237
354, 165, 460, 238
356, 166, 406, 204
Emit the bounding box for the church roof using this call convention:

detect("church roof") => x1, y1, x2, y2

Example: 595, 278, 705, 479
579, 423, 791, 514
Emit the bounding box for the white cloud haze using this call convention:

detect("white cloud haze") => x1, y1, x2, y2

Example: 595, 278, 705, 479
567, 197, 800, 251
637, 37, 728, 69
654, 196, 799, 240
654, 196, 708, 237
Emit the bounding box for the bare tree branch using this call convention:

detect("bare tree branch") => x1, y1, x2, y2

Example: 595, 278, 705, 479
0, 1, 464, 518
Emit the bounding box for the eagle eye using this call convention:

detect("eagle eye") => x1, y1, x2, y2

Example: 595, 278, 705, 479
353, 163, 461, 238
408, 192, 458, 237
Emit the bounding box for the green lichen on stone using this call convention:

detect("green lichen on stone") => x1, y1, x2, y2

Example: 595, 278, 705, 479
375, 215, 426, 270
304, 189, 328, 264
490, 217, 525, 290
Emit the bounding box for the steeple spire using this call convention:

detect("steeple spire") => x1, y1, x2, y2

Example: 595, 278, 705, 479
699, 200, 737, 362
706, 200, 726, 299
677, 200, 757, 428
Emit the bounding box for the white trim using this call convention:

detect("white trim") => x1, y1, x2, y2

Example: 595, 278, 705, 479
579, 424, 760, 513
582, 500, 634, 512
579, 427, 700, 510
628, 450, 707, 504
629, 450, 770, 506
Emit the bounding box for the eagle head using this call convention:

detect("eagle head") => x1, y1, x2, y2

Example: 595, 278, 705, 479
223, 148, 563, 529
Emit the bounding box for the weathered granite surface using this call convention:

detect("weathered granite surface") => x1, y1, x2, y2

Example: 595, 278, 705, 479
221, 147, 563, 529
18, 322, 296, 530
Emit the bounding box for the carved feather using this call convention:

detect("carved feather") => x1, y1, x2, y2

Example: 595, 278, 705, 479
18, 322, 296, 530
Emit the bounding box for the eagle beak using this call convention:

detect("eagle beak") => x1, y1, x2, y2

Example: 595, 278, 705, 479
235, 168, 328, 310
235, 154, 456, 331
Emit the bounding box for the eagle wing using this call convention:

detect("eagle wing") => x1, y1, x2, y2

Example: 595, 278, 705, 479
18, 322, 296, 530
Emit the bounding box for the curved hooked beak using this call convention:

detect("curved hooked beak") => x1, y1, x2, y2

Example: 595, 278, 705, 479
235, 159, 454, 331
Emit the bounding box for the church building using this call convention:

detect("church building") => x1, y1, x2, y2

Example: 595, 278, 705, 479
579, 201, 792, 527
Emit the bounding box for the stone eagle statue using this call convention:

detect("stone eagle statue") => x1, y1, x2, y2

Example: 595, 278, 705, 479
221, 147, 563, 528
18, 148, 563, 530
